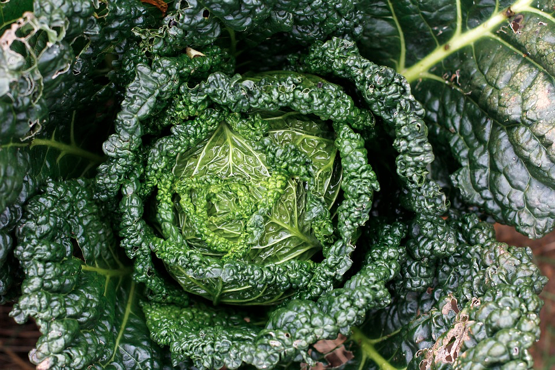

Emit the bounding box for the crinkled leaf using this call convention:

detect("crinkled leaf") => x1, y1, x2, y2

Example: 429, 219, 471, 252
0, 111, 106, 302
310, 216, 546, 370
173, 117, 339, 264
10, 180, 169, 369
358, 0, 555, 238
0, 0, 155, 302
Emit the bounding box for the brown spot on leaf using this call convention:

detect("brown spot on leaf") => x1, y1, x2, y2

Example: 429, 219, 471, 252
441, 296, 459, 315
510, 14, 524, 33
504, 7, 515, 18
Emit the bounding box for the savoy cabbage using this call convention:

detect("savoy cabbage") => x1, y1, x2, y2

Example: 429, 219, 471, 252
0, 0, 552, 369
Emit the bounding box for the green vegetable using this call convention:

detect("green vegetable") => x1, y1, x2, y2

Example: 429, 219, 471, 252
11, 179, 169, 368
0, 0, 156, 302
357, 0, 555, 239
113, 63, 378, 305
0, 1, 550, 369
344, 214, 546, 370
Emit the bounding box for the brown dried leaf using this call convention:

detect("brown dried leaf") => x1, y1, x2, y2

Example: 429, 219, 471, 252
139, 0, 168, 15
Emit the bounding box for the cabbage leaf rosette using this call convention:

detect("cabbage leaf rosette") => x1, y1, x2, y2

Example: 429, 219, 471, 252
93, 37, 430, 369
146, 70, 379, 305
117, 63, 381, 306
1, 0, 549, 369
88, 38, 547, 370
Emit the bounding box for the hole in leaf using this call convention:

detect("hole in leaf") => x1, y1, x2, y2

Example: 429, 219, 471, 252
51, 26, 64, 38
71, 35, 89, 57
450, 298, 459, 313
71, 238, 85, 263
14, 25, 33, 38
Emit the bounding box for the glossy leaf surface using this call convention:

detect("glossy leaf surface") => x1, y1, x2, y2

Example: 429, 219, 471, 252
358, 0, 555, 238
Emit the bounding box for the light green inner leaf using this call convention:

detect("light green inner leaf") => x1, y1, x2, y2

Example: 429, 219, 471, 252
172, 115, 340, 264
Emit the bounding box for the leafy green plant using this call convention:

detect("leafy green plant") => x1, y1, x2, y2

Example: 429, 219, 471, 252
0, 0, 552, 369
357, 0, 555, 239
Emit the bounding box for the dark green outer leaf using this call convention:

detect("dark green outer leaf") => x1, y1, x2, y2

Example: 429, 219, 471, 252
11, 179, 168, 369
132, 0, 363, 56
0, 114, 106, 302
357, 0, 555, 238
0, 148, 29, 212
325, 215, 546, 370
0, 148, 32, 303
0, 0, 151, 300
0, 0, 33, 34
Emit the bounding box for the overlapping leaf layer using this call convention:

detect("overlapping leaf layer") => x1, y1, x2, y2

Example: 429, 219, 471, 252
0, 0, 550, 369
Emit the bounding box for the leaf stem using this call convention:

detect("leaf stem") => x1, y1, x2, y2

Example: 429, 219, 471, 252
455, 0, 463, 37
107, 281, 136, 365
521, 7, 555, 23
0, 143, 29, 149
30, 138, 105, 163
366, 328, 402, 344
351, 327, 403, 370
227, 27, 237, 57
82, 265, 133, 277
402, 0, 534, 83
387, 0, 406, 71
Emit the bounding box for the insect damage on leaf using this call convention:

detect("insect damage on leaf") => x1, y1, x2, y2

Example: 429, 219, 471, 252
441, 296, 460, 315
418, 319, 471, 368
510, 14, 525, 33
419, 298, 480, 369
504, 7, 516, 18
